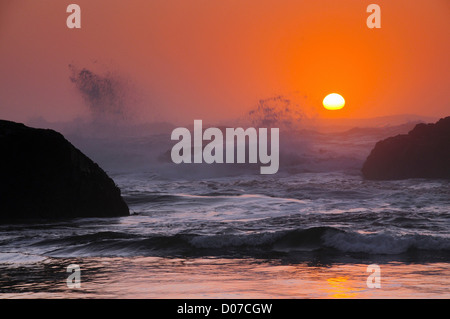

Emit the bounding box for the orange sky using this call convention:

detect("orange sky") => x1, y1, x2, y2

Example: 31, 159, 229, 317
0, 0, 449, 125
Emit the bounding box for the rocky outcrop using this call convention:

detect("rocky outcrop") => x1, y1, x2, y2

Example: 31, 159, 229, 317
362, 116, 450, 180
0, 120, 129, 222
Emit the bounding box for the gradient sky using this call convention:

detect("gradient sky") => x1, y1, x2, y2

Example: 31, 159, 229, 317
0, 0, 449, 125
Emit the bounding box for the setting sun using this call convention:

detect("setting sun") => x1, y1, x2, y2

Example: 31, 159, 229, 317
323, 93, 345, 110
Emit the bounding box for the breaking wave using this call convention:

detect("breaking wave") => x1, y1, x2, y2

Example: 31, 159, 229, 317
28, 227, 450, 259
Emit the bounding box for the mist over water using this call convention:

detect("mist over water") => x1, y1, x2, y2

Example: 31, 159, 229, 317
59, 119, 417, 180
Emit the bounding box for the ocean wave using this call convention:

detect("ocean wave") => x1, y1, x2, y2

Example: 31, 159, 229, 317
35, 227, 450, 258
32, 231, 139, 246
322, 230, 450, 254
0, 252, 47, 264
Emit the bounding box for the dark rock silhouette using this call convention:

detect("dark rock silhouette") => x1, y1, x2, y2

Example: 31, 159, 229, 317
0, 120, 129, 222
362, 116, 450, 180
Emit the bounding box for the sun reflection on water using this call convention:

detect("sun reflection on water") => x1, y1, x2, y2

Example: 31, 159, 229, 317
326, 276, 362, 298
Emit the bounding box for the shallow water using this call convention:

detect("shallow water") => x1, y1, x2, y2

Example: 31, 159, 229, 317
1, 257, 449, 298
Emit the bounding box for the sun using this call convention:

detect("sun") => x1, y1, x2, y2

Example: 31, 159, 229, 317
323, 93, 345, 110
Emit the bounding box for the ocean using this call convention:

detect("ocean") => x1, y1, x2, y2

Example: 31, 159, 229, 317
0, 124, 449, 298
